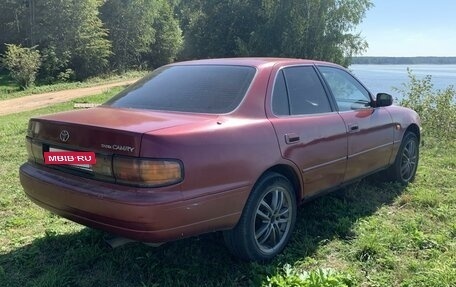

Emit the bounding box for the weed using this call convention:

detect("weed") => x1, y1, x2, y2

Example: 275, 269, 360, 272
266, 264, 354, 287
394, 68, 456, 142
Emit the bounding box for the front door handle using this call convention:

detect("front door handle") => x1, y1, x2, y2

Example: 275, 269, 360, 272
285, 133, 300, 144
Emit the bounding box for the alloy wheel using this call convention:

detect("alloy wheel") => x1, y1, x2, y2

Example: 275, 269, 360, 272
400, 139, 418, 182
254, 186, 293, 254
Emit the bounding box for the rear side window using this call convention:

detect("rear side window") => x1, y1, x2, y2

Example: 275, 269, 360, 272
272, 70, 290, 115
272, 66, 332, 115
106, 65, 256, 114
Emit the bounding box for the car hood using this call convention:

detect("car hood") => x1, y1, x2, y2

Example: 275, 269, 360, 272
31, 106, 217, 156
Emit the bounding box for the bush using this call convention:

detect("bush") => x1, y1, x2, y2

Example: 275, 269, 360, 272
394, 69, 456, 143
39, 46, 72, 83
1, 44, 41, 89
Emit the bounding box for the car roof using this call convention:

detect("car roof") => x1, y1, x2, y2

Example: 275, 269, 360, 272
171, 57, 340, 68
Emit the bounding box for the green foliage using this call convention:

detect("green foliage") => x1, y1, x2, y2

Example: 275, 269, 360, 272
100, 0, 158, 72
100, 0, 183, 71
146, 1, 183, 68
0, 265, 5, 282
395, 69, 456, 142
39, 46, 72, 83
266, 265, 353, 287
0, 70, 20, 95
0, 0, 111, 80
62, 0, 112, 79
1, 44, 41, 89
0, 0, 28, 51
178, 0, 372, 66
0, 0, 370, 82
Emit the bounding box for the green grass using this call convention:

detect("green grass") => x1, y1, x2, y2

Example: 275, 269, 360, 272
0, 70, 146, 101
0, 91, 455, 286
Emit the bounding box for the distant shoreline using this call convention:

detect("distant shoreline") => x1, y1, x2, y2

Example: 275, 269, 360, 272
351, 56, 456, 65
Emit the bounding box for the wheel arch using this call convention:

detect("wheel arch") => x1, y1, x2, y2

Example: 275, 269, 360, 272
405, 123, 420, 143
256, 164, 303, 203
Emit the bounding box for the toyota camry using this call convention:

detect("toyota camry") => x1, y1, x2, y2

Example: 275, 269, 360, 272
20, 58, 420, 261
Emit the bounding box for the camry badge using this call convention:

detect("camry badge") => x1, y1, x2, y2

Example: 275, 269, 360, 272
59, 130, 70, 142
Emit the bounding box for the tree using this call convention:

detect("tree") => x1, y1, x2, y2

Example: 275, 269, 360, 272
145, 1, 183, 68
100, 0, 158, 72
0, 0, 111, 80
0, 1, 28, 53
1, 44, 41, 89
177, 0, 254, 59
69, 0, 112, 79
178, 0, 372, 66
31, 0, 111, 79
101, 0, 183, 71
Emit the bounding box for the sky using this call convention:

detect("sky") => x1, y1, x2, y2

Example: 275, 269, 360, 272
357, 0, 456, 57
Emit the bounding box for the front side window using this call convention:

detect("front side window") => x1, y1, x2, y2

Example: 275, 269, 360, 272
106, 65, 256, 114
272, 66, 332, 116
318, 66, 372, 111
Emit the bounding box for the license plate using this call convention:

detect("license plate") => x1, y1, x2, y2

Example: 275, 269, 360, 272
48, 147, 94, 171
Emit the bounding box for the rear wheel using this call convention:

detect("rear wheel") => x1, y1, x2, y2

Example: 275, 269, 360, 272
387, 132, 419, 184
223, 172, 297, 261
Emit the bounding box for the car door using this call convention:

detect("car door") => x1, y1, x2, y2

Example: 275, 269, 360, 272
268, 65, 348, 198
317, 65, 395, 181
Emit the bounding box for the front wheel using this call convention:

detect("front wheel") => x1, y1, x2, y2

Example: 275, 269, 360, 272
223, 172, 297, 261
387, 132, 419, 184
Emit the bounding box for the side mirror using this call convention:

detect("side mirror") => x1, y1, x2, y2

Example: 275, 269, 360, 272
376, 93, 393, 107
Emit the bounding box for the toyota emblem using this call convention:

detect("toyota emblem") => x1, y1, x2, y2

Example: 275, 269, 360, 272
59, 130, 70, 142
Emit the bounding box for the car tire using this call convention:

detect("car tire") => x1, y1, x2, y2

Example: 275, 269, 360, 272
223, 172, 297, 261
386, 132, 419, 185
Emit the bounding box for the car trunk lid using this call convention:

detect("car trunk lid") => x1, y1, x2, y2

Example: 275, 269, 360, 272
30, 106, 216, 157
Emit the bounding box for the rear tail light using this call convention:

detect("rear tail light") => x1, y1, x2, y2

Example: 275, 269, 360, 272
91, 154, 113, 177
26, 138, 34, 162
26, 137, 44, 164
113, 156, 183, 187
86, 154, 183, 187
27, 120, 40, 137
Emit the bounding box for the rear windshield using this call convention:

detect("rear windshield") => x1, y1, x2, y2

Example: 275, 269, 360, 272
105, 65, 256, 113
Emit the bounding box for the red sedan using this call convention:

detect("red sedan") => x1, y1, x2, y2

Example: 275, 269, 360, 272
20, 58, 420, 261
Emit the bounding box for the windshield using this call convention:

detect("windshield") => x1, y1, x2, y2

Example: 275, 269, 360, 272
105, 65, 256, 114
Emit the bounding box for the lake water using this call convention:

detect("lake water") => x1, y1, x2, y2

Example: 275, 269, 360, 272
349, 64, 456, 100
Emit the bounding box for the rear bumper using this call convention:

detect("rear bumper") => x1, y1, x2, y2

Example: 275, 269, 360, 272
20, 163, 249, 242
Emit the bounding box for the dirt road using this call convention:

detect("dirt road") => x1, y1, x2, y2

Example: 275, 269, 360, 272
0, 79, 139, 116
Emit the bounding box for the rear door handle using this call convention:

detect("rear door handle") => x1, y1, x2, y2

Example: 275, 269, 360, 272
285, 133, 300, 144
348, 123, 359, 132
